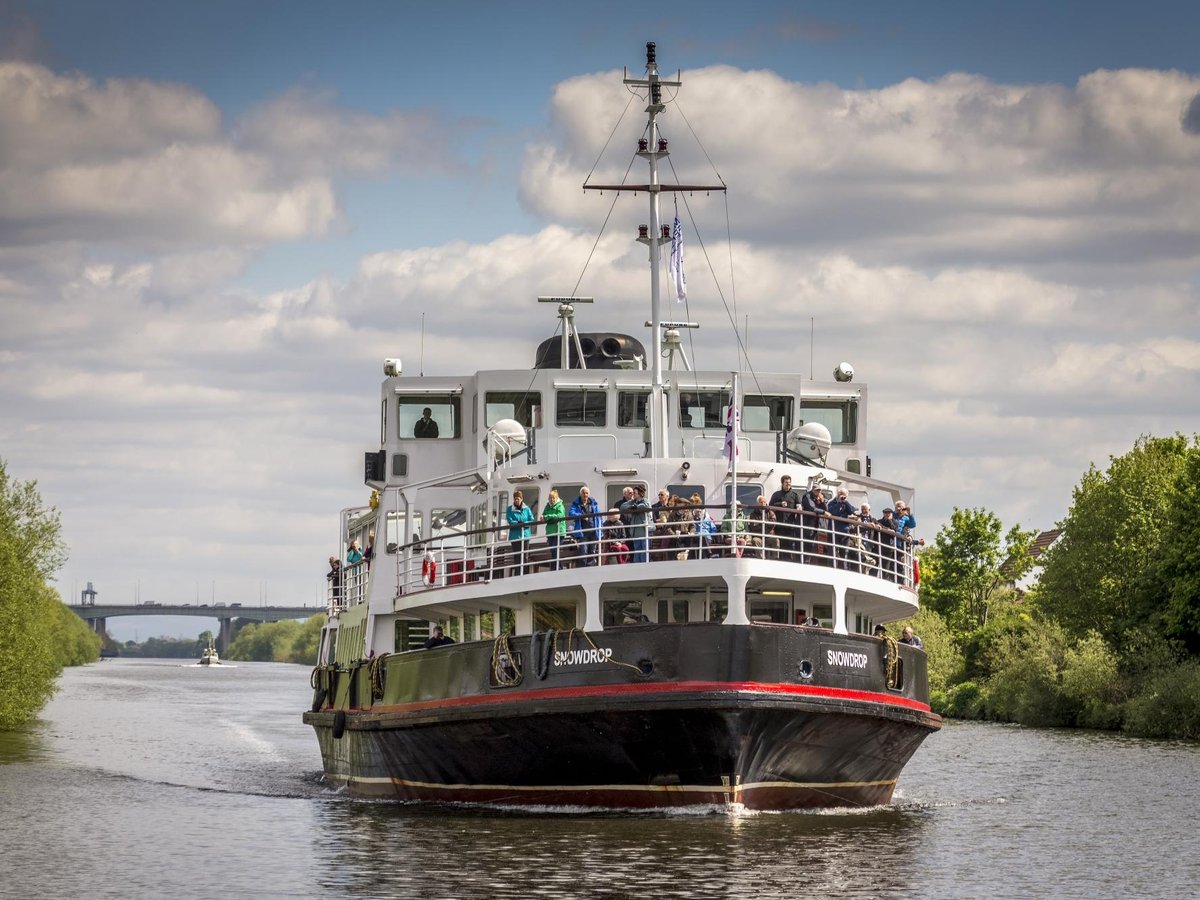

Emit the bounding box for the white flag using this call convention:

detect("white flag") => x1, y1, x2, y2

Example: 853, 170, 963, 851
669, 213, 687, 303
724, 401, 739, 461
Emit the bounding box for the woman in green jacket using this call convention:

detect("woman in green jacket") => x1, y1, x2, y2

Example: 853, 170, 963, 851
542, 489, 566, 570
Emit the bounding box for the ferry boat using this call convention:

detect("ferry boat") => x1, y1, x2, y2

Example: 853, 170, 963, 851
303, 43, 940, 812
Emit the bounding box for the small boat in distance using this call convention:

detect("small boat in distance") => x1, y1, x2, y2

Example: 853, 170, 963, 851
198, 640, 221, 666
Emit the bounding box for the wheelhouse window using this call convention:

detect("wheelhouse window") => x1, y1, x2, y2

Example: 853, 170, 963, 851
385, 510, 424, 552
743, 395, 793, 432
486, 391, 542, 428
398, 394, 461, 440
677, 391, 727, 429
617, 391, 650, 428
604, 482, 651, 509
556, 389, 607, 427
799, 400, 858, 444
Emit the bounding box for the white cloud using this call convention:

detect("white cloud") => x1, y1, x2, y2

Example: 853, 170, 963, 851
234, 88, 474, 178
522, 65, 1200, 280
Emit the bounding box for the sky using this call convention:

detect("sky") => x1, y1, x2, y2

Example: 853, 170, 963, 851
2, 1, 1198, 639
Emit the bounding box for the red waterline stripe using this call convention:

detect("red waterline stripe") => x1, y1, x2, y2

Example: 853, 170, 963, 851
364, 680, 932, 716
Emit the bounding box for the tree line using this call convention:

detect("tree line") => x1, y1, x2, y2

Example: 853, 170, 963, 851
904, 434, 1200, 739
112, 618, 324, 664
0, 461, 101, 730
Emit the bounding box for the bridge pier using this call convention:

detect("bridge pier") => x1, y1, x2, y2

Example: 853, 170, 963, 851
92, 617, 107, 638
218, 617, 233, 655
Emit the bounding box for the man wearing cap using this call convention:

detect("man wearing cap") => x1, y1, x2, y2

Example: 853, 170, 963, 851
827, 488, 856, 570
619, 484, 652, 563
856, 503, 878, 575
877, 508, 899, 582
894, 501, 917, 584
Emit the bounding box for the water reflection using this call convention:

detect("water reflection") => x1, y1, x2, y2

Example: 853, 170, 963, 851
307, 800, 932, 898
0, 721, 49, 763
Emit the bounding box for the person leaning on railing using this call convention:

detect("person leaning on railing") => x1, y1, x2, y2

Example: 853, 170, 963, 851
542, 489, 566, 571
505, 490, 536, 576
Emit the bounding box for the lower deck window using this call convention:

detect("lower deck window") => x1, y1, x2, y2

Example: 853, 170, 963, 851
533, 602, 577, 631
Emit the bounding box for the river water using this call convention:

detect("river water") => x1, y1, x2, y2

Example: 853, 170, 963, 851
1, 659, 1196, 899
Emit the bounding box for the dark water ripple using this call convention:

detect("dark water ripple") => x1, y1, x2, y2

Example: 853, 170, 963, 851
1, 660, 1196, 899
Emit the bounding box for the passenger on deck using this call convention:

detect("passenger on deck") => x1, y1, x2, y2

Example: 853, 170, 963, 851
747, 495, 777, 559
651, 488, 672, 561
720, 503, 749, 557
413, 407, 439, 438
505, 490, 536, 576
855, 504, 879, 575
346, 540, 364, 566
569, 486, 602, 566
795, 608, 820, 627
666, 495, 695, 559
769, 475, 802, 561
602, 509, 631, 564
326, 557, 342, 605
690, 493, 717, 558
877, 509, 899, 581
423, 625, 455, 649
542, 489, 566, 571
827, 488, 856, 570
618, 485, 652, 563
363, 530, 375, 570
801, 485, 830, 564
899, 625, 924, 649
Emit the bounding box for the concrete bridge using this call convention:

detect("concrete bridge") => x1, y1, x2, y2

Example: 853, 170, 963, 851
70, 602, 320, 653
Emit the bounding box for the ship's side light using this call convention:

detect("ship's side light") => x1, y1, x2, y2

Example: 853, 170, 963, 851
599, 466, 638, 477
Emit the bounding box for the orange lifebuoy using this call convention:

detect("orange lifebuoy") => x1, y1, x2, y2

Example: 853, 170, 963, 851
912, 557, 921, 586
422, 552, 437, 585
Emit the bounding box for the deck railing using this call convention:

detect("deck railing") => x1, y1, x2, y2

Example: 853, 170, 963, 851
336, 504, 920, 607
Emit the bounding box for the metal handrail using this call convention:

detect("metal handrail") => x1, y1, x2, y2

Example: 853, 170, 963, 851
379, 503, 918, 599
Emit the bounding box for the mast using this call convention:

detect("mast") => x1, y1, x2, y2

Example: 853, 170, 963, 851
584, 41, 725, 459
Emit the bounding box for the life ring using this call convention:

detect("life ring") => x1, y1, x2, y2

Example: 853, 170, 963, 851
422, 551, 437, 585
913, 557, 921, 586
332, 709, 347, 740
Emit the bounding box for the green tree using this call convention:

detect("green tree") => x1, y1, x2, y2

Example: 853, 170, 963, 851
1140, 444, 1200, 655
1036, 434, 1196, 647
0, 460, 71, 729
47, 595, 102, 666
919, 507, 1035, 633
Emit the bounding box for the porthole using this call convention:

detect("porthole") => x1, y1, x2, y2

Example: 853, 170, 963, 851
798, 659, 813, 679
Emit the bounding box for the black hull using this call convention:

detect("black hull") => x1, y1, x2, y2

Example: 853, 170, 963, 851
304, 624, 940, 811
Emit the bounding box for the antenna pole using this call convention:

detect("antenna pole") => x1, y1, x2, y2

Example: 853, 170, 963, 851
420, 313, 426, 376
809, 317, 814, 380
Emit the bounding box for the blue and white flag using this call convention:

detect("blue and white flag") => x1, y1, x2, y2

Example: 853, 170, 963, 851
669, 213, 687, 303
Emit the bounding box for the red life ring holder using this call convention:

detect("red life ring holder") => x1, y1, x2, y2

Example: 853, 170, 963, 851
912, 557, 921, 586
422, 552, 437, 585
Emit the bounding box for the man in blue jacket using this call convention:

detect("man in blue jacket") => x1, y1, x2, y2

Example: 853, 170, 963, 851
569, 485, 602, 566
